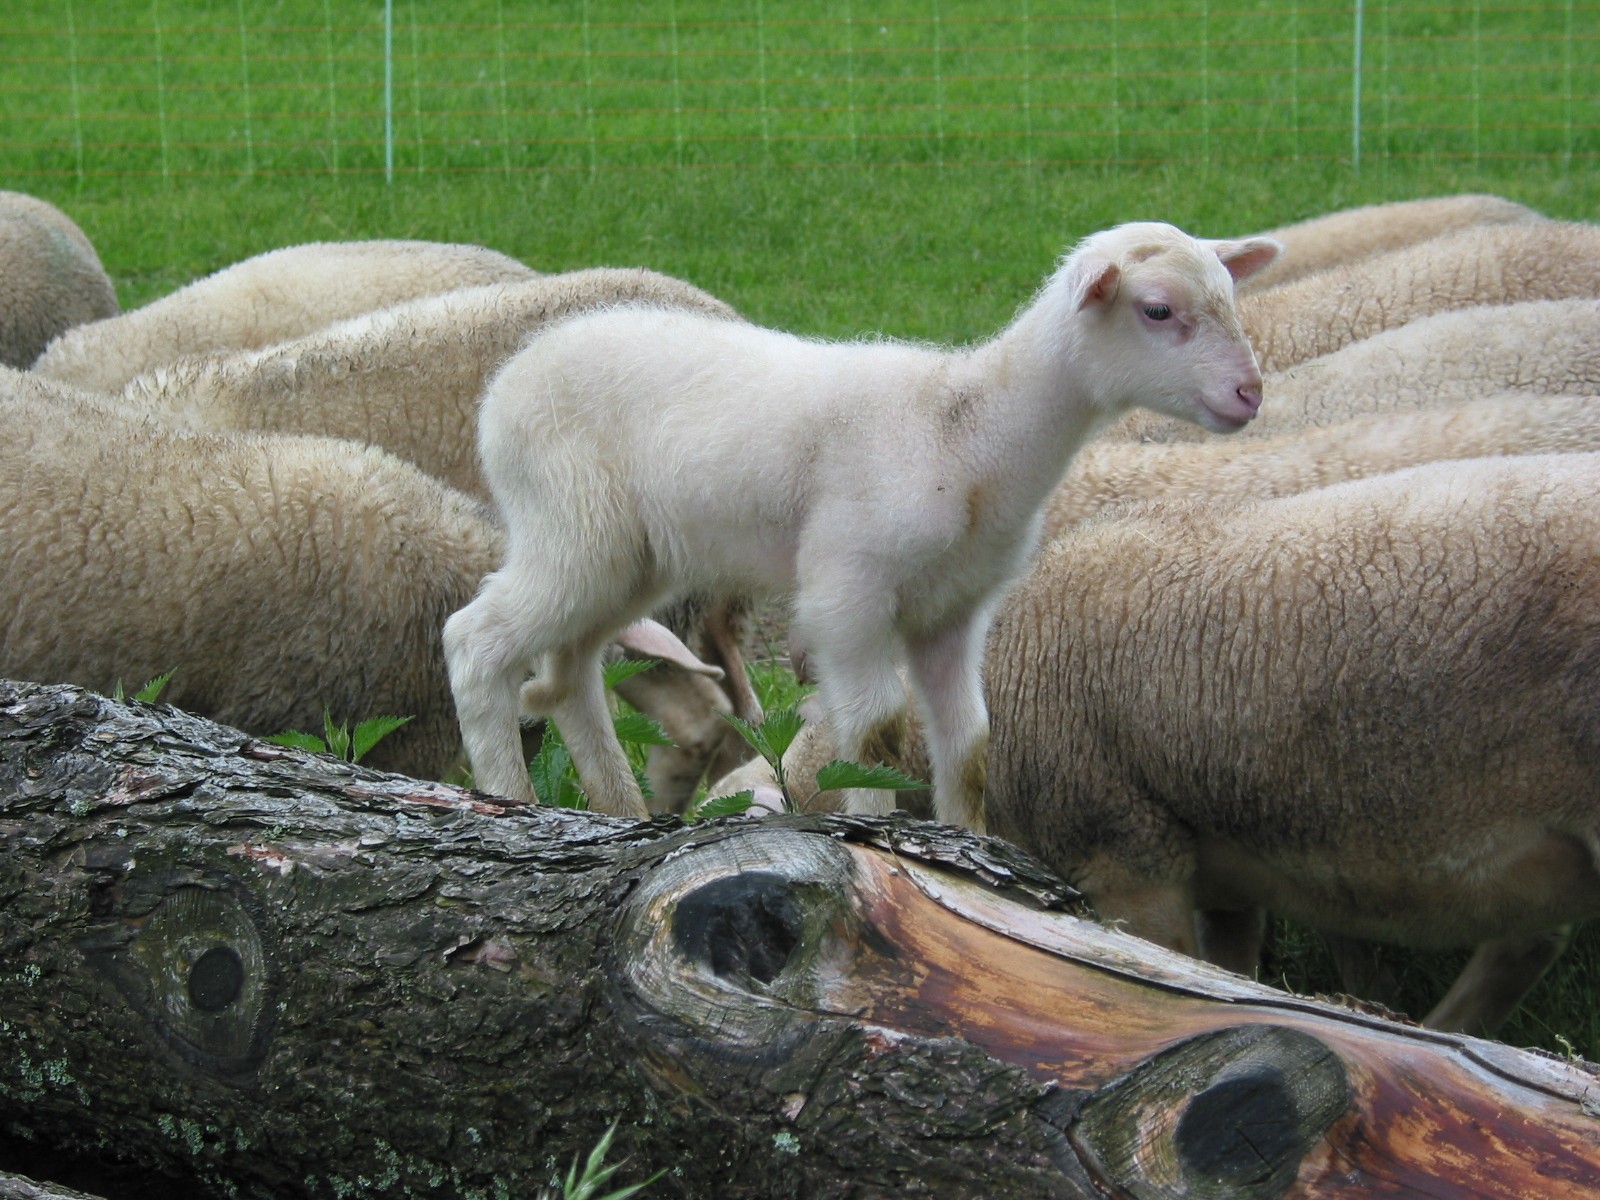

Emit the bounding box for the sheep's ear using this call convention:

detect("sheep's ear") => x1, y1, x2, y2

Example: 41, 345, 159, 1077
1069, 257, 1122, 310
614, 618, 726, 680
1210, 236, 1283, 284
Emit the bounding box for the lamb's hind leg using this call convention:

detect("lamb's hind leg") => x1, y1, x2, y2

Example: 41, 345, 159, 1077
446, 563, 648, 818
904, 614, 990, 832
443, 571, 548, 807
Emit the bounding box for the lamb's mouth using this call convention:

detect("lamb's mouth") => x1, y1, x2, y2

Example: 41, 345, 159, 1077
1198, 395, 1256, 431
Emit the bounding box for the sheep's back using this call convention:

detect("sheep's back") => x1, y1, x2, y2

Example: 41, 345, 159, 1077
1238, 194, 1543, 292
32, 238, 538, 393
1239, 221, 1600, 372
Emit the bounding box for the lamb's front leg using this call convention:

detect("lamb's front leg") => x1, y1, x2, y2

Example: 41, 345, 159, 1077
794, 586, 909, 818
904, 614, 989, 832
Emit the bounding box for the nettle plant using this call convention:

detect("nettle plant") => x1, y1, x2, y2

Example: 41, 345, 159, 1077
111, 669, 175, 704
705, 704, 926, 818
266, 712, 414, 764
535, 660, 925, 822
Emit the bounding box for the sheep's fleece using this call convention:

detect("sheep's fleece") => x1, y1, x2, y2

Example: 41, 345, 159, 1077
0, 190, 118, 368
32, 238, 539, 392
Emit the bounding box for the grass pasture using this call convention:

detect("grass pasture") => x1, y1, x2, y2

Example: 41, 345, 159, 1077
2, 0, 1599, 1058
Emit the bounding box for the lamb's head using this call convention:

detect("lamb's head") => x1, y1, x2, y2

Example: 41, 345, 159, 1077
1058, 221, 1280, 434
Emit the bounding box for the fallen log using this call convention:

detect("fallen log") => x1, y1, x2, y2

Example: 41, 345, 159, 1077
0, 1170, 109, 1200
2, 679, 1599, 1200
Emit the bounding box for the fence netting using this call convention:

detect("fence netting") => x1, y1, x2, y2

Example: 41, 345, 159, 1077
3, 2, 1593, 181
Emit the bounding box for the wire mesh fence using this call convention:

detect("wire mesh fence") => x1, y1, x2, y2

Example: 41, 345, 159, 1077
2, 1, 1594, 183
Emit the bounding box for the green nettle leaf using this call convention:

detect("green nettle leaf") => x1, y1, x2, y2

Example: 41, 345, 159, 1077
132, 669, 174, 703
601, 656, 660, 691
723, 705, 806, 768
560, 1119, 662, 1200
814, 759, 928, 793
611, 710, 675, 749
529, 724, 586, 809
350, 714, 413, 762
755, 705, 806, 762
321, 710, 352, 761
264, 730, 329, 755
721, 712, 770, 761
686, 790, 757, 822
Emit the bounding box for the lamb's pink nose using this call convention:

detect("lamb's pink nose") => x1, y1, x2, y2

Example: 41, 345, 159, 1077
1236, 382, 1263, 413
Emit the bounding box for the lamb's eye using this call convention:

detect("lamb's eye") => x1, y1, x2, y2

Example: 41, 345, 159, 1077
1142, 304, 1172, 321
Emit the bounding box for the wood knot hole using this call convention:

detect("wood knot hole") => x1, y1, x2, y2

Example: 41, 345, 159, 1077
187, 946, 245, 1012
1175, 1069, 1299, 1186
672, 872, 803, 985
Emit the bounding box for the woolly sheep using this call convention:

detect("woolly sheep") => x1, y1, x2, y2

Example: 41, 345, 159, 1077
1237, 221, 1600, 372
111, 268, 762, 806
1040, 392, 1600, 539
0, 368, 718, 785
444, 221, 1280, 823
731, 455, 1600, 1035
31, 238, 538, 392
996, 455, 1600, 1036
0, 191, 119, 368
1105, 297, 1600, 445
1238, 194, 1543, 292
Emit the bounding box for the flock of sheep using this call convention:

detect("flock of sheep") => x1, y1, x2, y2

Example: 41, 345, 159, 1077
3, 187, 1597, 1044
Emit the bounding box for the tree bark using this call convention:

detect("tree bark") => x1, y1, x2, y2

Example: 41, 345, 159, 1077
3, 679, 1599, 1200
0, 1170, 109, 1200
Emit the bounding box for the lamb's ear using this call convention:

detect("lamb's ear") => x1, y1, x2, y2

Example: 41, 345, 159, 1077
1209, 236, 1283, 284
1066, 254, 1122, 310
614, 618, 726, 680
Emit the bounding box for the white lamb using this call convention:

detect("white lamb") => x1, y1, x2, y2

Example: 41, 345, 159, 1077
31, 239, 538, 393
444, 221, 1280, 823
110, 268, 761, 808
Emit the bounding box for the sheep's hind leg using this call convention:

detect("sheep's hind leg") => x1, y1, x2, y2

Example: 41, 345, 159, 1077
1424, 927, 1573, 1037
1195, 907, 1266, 977
904, 615, 990, 833
443, 579, 546, 807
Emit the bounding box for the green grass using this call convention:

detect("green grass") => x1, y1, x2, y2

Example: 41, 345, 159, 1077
2, 0, 1597, 1059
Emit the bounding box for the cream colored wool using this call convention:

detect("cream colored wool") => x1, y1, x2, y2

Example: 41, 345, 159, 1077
1237, 221, 1600, 372
994, 455, 1600, 1036
1041, 391, 1600, 539
1237, 194, 1543, 292
0, 190, 118, 368
32, 238, 537, 392
0, 368, 504, 782
115, 269, 739, 498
